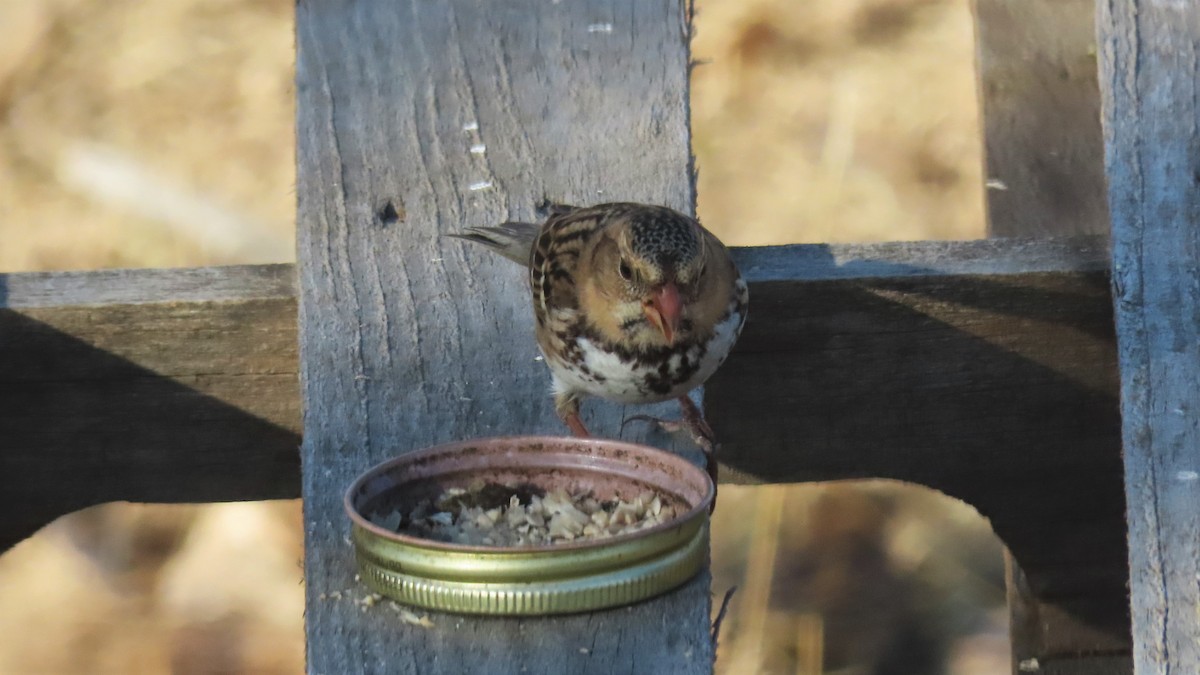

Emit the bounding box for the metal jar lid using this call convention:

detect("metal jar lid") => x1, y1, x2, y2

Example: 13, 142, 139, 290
344, 436, 714, 616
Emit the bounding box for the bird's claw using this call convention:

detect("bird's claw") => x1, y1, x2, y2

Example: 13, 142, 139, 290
622, 413, 715, 453
621, 413, 685, 435
623, 405, 720, 512
622, 413, 714, 448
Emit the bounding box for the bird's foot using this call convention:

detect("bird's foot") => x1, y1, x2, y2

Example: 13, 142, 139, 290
621, 414, 686, 435
623, 396, 720, 511
621, 415, 715, 454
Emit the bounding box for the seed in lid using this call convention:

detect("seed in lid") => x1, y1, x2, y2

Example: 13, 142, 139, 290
372, 481, 679, 547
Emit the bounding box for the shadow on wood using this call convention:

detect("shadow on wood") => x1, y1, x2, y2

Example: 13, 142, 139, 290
708, 241, 1130, 657
0, 238, 1131, 665
0, 275, 301, 552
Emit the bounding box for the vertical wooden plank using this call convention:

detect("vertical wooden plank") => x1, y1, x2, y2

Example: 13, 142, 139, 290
972, 2, 1130, 671
1097, 0, 1200, 672
295, 1, 711, 673
973, 0, 1110, 237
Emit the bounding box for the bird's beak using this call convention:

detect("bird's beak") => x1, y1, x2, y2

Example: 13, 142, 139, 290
644, 282, 682, 345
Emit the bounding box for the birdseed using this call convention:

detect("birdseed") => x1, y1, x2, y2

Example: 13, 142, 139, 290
368, 481, 678, 547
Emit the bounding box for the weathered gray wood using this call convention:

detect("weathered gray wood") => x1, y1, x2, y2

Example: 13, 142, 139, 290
0, 265, 300, 551
2, 265, 297, 308
972, 0, 1110, 237
1097, 0, 1200, 672
0, 235, 1134, 660
1, 234, 1128, 623
708, 236, 1131, 653
730, 235, 1107, 279
972, 4, 1128, 669
294, 1, 709, 673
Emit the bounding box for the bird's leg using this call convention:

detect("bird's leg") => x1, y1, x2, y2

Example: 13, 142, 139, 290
675, 395, 716, 453
564, 413, 590, 437
675, 395, 719, 492
555, 392, 590, 437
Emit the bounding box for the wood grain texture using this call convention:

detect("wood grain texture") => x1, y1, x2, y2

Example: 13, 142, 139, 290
1098, 0, 1200, 672
0, 235, 1133, 661
708, 236, 1132, 654
0, 265, 300, 552
972, 0, 1110, 237
294, 1, 710, 673
972, 3, 1130, 670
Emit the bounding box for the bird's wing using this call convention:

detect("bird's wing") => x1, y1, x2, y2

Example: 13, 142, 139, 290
446, 222, 540, 267
531, 207, 612, 315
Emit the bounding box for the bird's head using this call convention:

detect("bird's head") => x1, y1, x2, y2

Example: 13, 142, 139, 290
589, 208, 707, 347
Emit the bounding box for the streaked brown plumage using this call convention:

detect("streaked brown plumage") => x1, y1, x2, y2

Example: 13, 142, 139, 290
451, 202, 748, 476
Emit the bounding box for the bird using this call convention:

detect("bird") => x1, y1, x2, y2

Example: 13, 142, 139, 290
449, 202, 748, 484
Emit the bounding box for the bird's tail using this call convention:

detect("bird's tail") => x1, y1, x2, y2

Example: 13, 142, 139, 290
446, 222, 539, 266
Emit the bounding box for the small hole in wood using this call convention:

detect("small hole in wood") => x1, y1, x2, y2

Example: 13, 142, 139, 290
378, 200, 404, 226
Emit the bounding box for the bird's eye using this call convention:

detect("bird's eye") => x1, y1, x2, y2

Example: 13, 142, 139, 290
618, 260, 633, 281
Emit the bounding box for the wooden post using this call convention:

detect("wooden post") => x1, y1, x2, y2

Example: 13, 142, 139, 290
294, 1, 711, 672
972, 0, 1110, 237
971, 1, 1130, 671
1097, 0, 1200, 672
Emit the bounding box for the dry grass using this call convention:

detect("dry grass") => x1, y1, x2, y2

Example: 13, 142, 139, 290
0, 0, 1005, 672
691, 0, 984, 246
0, 0, 294, 271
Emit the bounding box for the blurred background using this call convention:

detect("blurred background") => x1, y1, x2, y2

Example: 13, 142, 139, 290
0, 0, 1005, 672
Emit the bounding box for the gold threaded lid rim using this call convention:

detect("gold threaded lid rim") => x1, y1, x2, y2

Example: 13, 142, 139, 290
344, 436, 715, 616
353, 522, 708, 615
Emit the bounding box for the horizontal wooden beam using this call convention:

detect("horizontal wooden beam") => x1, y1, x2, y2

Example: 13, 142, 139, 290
0, 265, 302, 549
0, 237, 1125, 646
709, 235, 1128, 655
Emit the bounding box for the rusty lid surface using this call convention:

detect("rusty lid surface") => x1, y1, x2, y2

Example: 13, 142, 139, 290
344, 435, 713, 615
